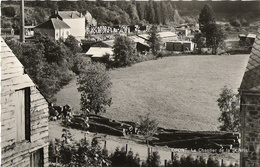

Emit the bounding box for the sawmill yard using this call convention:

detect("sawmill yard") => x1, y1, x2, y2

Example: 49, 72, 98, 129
55, 54, 249, 131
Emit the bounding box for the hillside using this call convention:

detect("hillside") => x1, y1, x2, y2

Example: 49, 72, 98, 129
2, 1, 260, 29
54, 54, 249, 131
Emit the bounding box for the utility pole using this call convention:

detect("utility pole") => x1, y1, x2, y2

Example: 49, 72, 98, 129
20, 0, 25, 42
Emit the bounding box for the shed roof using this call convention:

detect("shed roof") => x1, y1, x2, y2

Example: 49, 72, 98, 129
86, 47, 113, 58
57, 11, 83, 19
240, 27, 260, 91
128, 36, 149, 47
35, 18, 70, 29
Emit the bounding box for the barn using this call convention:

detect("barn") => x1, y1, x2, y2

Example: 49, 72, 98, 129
1, 37, 49, 167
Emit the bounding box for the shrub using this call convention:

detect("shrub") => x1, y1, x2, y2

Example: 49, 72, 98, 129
109, 147, 140, 167
2, 6, 16, 17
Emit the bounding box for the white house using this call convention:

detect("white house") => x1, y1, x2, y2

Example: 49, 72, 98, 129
34, 18, 71, 41
53, 11, 85, 40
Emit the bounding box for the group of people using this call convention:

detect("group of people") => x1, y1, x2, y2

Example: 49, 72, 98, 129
49, 103, 72, 121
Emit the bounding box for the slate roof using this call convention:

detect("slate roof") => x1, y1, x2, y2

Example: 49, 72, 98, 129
57, 11, 83, 19
240, 26, 260, 91
35, 18, 70, 29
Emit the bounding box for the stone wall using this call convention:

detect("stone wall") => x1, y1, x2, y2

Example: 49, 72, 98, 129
240, 91, 260, 167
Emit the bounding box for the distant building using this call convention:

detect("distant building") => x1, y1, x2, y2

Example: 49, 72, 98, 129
34, 18, 71, 41
239, 27, 260, 167
25, 25, 35, 37
52, 11, 85, 40
239, 33, 256, 52
86, 47, 114, 61
128, 36, 150, 53
166, 41, 194, 52
1, 37, 49, 167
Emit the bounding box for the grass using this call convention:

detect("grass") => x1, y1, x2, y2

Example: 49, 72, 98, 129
54, 54, 249, 131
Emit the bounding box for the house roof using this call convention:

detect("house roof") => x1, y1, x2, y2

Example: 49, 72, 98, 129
57, 11, 83, 19
240, 27, 260, 91
102, 40, 114, 47
35, 18, 70, 29
86, 47, 113, 58
138, 31, 178, 41
128, 36, 149, 47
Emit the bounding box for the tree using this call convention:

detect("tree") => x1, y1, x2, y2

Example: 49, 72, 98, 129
77, 62, 112, 115
204, 23, 226, 54
144, 151, 161, 167
110, 147, 141, 167
217, 86, 240, 132
113, 36, 138, 67
147, 25, 161, 55
192, 33, 206, 54
198, 4, 226, 54
64, 35, 82, 54
138, 113, 158, 146
198, 4, 216, 34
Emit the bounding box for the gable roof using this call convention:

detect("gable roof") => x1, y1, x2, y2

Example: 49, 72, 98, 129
86, 47, 113, 58
57, 11, 83, 19
240, 26, 260, 91
35, 18, 70, 29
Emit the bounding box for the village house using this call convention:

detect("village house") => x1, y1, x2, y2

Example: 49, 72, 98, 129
51, 11, 85, 40
1, 37, 49, 167
34, 18, 71, 41
239, 27, 260, 167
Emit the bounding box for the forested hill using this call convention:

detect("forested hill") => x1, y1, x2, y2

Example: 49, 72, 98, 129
2, 1, 260, 29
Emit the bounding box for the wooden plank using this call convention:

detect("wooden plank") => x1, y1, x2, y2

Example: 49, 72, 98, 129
31, 126, 48, 138
31, 131, 48, 142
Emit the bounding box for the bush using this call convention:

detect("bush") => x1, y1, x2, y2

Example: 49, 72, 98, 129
109, 147, 140, 167
2, 6, 16, 17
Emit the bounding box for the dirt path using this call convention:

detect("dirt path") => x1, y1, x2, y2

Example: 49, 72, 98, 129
49, 121, 239, 166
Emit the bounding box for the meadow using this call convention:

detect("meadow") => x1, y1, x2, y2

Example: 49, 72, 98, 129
54, 54, 249, 131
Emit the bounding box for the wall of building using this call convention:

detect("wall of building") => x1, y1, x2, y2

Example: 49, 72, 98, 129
34, 28, 55, 39
55, 28, 70, 41
1, 38, 49, 167
62, 18, 85, 40
240, 91, 260, 167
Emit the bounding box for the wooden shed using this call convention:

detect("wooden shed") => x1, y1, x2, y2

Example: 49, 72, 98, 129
1, 37, 49, 167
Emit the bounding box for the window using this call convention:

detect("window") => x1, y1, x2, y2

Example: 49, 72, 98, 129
15, 87, 30, 142
30, 148, 44, 167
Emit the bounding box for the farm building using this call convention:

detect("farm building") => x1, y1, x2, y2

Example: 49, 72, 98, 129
129, 36, 150, 53
51, 11, 85, 40
1, 37, 49, 166
239, 27, 260, 167
166, 41, 194, 52
137, 31, 178, 44
86, 47, 114, 61
34, 18, 71, 41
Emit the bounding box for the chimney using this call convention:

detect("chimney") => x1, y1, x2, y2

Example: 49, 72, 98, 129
20, 0, 25, 42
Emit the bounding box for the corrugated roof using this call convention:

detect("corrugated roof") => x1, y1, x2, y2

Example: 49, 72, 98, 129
240, 26, 260, 91
58, 11, 83, 19
35, 18, 70, 29
86, 47, 113, 58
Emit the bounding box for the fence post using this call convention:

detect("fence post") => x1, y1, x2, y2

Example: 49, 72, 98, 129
165, 159, 167, 167
221, 159, 224, 167
126, 144, 128, 153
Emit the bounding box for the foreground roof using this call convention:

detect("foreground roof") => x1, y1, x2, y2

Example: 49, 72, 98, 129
35, 18, 70, 29
86, 47, 113, 58
240, 26, 260, 91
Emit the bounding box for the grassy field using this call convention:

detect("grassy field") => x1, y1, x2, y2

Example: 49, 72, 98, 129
54, 54, 249, 131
